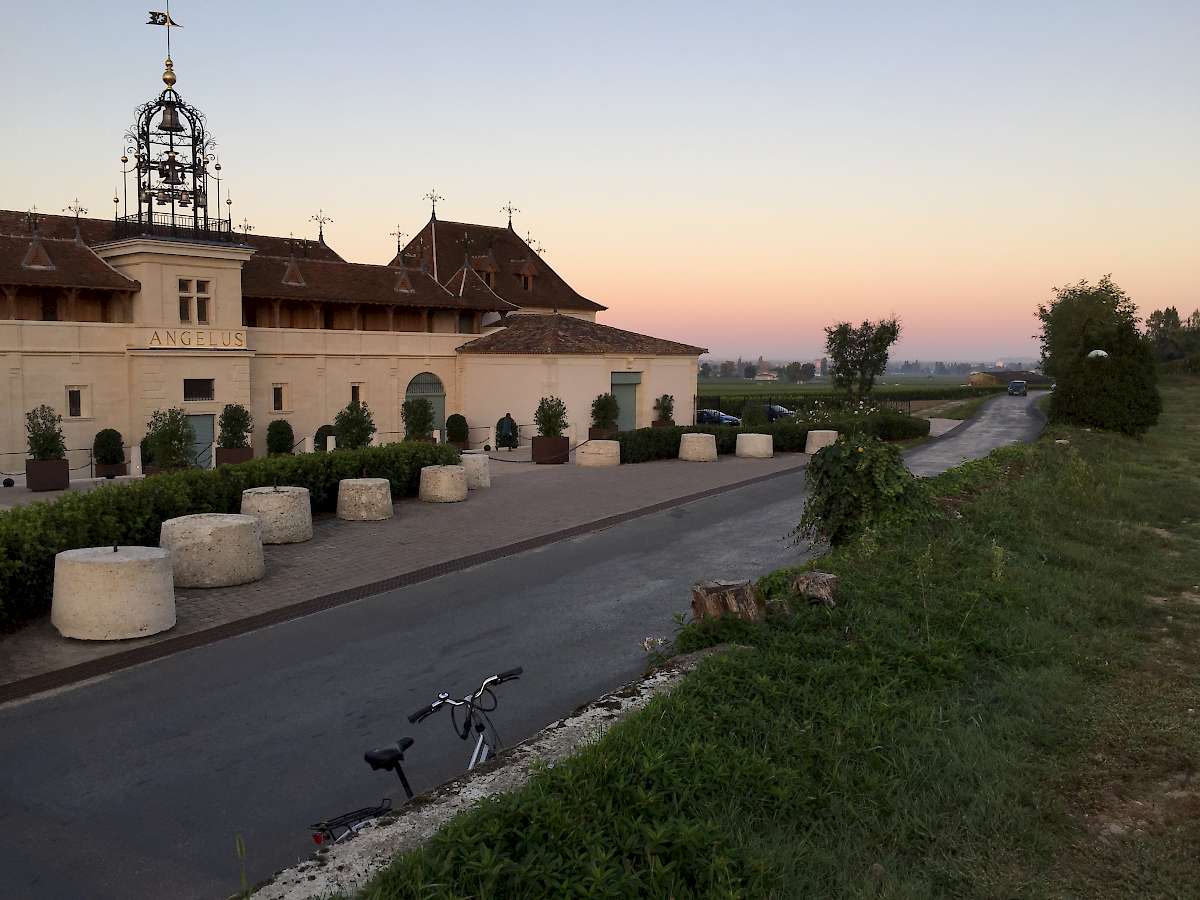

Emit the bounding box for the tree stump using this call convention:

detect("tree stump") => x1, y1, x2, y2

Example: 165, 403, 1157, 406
792, 572, 839, 608
690, 579, 765, 623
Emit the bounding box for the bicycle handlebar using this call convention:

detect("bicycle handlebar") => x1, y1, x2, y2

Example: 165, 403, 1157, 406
408, 667, 522, 724
497, 667, 523, 683
408, 702, 438, 724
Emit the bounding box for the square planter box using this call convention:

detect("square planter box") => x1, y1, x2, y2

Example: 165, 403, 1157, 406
216, 447, 254, 466
95, 462, 128, 479
588, 426, 618, 441
26, 458, 70, 492
531, 435, 570, 464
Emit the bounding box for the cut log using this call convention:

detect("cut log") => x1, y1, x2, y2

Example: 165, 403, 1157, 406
792, 572, 839, 608
690, 579, 765, 623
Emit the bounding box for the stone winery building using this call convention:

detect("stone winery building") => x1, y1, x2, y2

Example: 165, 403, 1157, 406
0, 52, 703, 465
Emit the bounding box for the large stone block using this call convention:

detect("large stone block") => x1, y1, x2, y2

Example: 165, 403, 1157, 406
460, 451, 491, 489
337, 478, 394, 521
419, 465, 468, 503
52, 546, 176, 640
690, 579, 765, 623
805, 429, 838, 454
577, 440, 620, 467
735, 433, 773, 459
678, 432, 718, 462
159, 513, 265, 588
240, 486, 313, 544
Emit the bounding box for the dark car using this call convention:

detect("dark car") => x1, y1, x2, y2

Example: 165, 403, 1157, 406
696, 409, 741, 426
1007, 380, 1027, 396
765, 404, 793, 422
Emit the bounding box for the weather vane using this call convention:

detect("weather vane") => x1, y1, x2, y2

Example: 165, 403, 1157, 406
146, 1, 182, 66
500, 202, 520, 228
239, 218, 254, 235
424, 189, 444, 217
310, 209, 333, 242
523, 229, 545, 255
64, 198, 88, 221
389, 226, 407, 253
26, 205, 40, 233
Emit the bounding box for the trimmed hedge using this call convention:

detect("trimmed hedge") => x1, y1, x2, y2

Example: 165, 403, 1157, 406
0, 441, 459, 629
833, 409, 931, 441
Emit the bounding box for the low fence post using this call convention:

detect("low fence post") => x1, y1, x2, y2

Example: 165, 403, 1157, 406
130, 445, 143, 477
302, 436, 314, 454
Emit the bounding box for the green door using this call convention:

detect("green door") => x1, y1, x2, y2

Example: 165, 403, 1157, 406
405, 372, 446, 437
611, 373, 641, 431
187, 414, 214, 468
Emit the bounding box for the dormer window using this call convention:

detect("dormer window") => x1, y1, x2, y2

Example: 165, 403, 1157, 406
519, 273, 532, 291
474, 269, 495, 289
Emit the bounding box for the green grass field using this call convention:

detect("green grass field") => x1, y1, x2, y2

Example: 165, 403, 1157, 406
348, 378, 1200, 899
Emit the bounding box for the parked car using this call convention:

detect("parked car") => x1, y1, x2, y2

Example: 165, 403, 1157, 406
1007, 380, 1027, 396
765, 404, 793, 422
696, 409, 741, 426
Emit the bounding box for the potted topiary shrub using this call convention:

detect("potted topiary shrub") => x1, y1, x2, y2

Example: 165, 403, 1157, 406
315, 424, 337, 452
216, 403, 254, 466
143, 407, 194, 474
25, 404, 69, 491
653, 394, 675, 427
267, 419, 295, 455
335, 399, 377, 450
93, 428, 126, 478
589, 393, 619, 440
401, 397, 435, 443
532, 396, 569, 464
445, 413, 469, 450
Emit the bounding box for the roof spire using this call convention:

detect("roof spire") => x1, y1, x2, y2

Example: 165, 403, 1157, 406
500, 201, 520, 229
390, 225, 407, 255
147, 2, 183, 87
310, 209, 333, 244
423, 188, 444, 220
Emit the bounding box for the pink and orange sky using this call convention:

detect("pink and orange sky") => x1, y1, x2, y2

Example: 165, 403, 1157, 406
2, 1, 1196, 360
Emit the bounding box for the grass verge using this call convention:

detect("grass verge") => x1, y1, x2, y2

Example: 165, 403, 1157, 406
350, 379, 1200, 900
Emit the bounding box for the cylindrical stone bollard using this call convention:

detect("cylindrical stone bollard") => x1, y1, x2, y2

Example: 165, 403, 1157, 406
804, 430, 838, 454
419, 465, 468, 503
159, 514, 265, 588
679, 433, 718, 462
240, 486, 313, 544
577, 440, 621, 467
51, 546, 176, 640
735, 433, 773, 459
459, 451, 491, 489
337, 478, 394, 521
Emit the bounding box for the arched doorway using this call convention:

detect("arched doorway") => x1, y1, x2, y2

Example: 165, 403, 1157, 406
405, 372, 446, 436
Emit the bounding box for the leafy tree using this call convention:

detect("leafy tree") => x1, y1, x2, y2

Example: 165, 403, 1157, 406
743, 364, 756, 379
400, 398, 433, 441
336, 399, 377, 449
719, 360, 736, 378
799, 362, 816, 382
92, 429, 125, 465
653, 394, 675, 424
740, 400, 767, 428
591, 393, 619, 430
784, 362, 803, 383
699, 362, 712, 378
26, 405, 66, 461
445, 413, 469, 444
535, 396, 568, 438
217, 403, 253, 449
144, 408, 194, 469
819, 357, 827, 377
266, 419, 295, 455
824, 318, 901, 398
1037, 276, 1161, 435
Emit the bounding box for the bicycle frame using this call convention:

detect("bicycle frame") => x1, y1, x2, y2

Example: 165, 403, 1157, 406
410, 667, 522, 771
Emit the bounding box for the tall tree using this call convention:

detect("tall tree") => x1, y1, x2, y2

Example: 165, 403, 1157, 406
699, 362, 712, 378
824, 318, 901, 398
799, 362, 816, 382
784, 362, 804, 383
743, 364, 757, 379
719, 360, 736, 377
819, 357, 827, 377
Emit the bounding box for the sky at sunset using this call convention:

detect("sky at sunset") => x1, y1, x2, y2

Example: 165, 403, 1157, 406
2, 1, 1196, 360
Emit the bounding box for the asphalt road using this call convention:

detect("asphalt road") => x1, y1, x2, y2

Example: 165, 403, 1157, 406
0, 393, 1043, 900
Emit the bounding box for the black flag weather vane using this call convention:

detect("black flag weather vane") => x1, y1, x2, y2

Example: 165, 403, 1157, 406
147, 2, 181, 57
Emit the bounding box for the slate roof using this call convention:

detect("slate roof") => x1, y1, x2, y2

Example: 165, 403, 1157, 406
0, 213, 140, 292
393, 219, 606, 313
457, 313, 706, 356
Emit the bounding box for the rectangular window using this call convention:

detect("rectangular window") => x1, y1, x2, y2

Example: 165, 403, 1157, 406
196, 297, 208, 324
519, 274, 532, 291
183, 378, 215, 401
272, 384, 285, 412
179, 296, 191, 322
351, 384, 361, 405
178, 278, 191, 293
67, 388, 82, 418
41, 297, 58, 321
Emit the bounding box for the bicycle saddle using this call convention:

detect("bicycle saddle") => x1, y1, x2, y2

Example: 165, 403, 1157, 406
364, 737, 414, 771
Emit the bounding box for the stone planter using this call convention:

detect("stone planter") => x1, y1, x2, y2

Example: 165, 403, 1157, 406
531, 435, 570, 465
678, 433, 718, 462
419, 465, 468, 502
240, 486, 313, 544
652, 419, 675, 428
588, 426, 618, 441
577, 440, 620, 467
159, 513, 266, 588
460, 451, 491, 489
95, 462, 128, 479
804, 430, 838, 454
216, 446, 254, 466
337, 478, 394, 521
26, 458, 69, 492
52, 546, 176, 640
735, 433, 773, 459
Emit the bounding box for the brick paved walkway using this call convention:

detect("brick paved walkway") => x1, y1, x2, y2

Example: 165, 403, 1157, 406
0, 452, 807, 691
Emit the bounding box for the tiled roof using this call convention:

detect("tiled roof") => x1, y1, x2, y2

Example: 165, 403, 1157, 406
0, 230, 140, 292
393, 219, 606, 313
243, 233, 343, 262
442, 264, 514, 308
241, 255, 516, 311
457, 313, 706, 356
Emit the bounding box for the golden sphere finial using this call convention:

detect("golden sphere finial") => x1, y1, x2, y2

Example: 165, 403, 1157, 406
162, 56, 177, 88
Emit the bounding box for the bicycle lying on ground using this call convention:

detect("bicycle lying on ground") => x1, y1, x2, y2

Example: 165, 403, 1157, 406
308, 666, 522, 846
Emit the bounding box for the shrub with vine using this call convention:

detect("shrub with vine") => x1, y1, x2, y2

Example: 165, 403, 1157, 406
791, 436, 929, 545
26, 405, 66, 461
